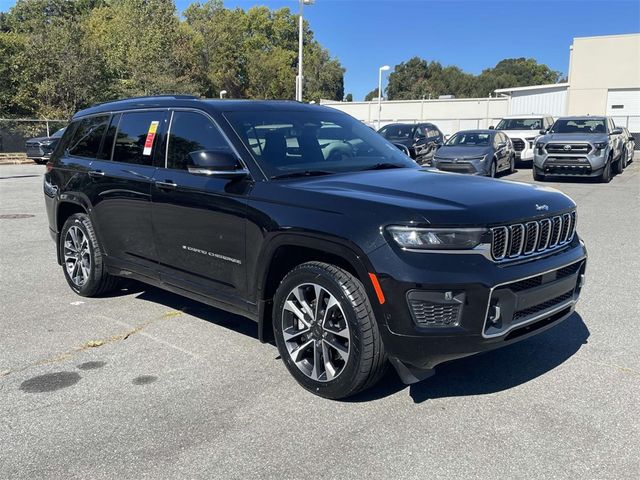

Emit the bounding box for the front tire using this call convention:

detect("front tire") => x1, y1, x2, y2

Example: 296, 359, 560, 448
508, 154, 515, 174
489, 158, 497, 177
614, 152, 624, 175
60, 213, 120, 296
599, 157, 612, 183
533, 166, 546, 181
273, 261, 387, 399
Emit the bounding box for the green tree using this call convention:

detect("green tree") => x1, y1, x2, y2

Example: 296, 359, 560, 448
364, 88, 379, 101
473, 58, 562, 96
85, 0, 204, 99
345, 93, 353, 102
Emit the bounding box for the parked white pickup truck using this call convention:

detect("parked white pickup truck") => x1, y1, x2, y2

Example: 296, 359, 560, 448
492, 115, 554, 162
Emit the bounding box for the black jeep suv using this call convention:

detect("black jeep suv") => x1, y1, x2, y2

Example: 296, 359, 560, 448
44, 96, 587, 399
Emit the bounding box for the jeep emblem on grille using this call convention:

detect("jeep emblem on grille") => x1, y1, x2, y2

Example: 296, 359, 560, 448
563, 145, 572, 151
535, 204, 549, 211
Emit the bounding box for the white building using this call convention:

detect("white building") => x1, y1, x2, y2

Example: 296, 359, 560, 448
321, 33, 640, 136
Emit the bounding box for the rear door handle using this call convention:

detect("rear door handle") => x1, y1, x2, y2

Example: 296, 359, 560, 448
88, 170, 105, 178
155, 180, 178, 190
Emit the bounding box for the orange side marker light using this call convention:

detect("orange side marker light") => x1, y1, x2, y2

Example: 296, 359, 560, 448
368, 272, 386, 305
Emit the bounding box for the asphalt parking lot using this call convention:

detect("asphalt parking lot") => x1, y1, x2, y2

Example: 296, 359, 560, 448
1, 162, 639, 479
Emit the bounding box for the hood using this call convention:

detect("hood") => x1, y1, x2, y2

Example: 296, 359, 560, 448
385, 137, 413, 148
280, 168, 575, 226
435, 145, 492, 159
541, 133, 608, 143
501, 130, 540, 139
26, 135, 56, 144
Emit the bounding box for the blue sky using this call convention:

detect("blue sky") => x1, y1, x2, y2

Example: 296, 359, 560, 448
2, 0, 639, 100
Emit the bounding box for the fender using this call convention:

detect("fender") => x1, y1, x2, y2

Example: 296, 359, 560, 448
254, 231, 383, 342
54, 192, 94, 264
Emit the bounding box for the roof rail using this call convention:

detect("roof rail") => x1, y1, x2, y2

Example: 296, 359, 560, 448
90, 94, 199, 108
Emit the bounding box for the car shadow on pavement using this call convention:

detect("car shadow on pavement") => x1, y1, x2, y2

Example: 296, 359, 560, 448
111, 281, 589, 404
125, 281, 262, 341
347, 312, 589, 404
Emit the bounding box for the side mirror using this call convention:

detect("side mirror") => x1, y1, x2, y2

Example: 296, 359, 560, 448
488, 125, 495, 130
497, 142, 507, 149
393, 143, 411, 156
187, 150, 248, 178
539, 129, 547, 135
610, 128, 623, 135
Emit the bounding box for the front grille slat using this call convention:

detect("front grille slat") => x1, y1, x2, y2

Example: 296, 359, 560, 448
545, 143, 593, 154
512, 138, 525, 152
490, 211, 576, 261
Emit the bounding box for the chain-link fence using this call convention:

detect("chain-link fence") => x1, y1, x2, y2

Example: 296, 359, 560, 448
0, 118, 68, 153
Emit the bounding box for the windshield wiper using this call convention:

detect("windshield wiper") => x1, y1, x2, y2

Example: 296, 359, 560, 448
361, 163, 406, 171
271, 170, 334, 180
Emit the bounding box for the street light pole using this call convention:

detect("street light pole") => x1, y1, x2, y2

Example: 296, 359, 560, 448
296, 0, 315, 102
377, 65, 390, 130
219, 90, 227, 99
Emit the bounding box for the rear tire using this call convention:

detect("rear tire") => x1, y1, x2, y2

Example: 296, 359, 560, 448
60, 213, 120, 297
273, 261, 387, 399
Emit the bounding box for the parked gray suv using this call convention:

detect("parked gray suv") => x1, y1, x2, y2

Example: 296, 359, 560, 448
533, 116, 624, 183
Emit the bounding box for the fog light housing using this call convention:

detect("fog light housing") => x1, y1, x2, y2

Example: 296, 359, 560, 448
407, 290, 465, 327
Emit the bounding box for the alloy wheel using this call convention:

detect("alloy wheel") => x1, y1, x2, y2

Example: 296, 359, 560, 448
281, 283, 350, 382
63, 226, 91, 287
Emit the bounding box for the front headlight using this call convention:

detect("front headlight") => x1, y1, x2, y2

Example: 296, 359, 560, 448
536, 141, 546, 149
594, 142, 608, 149
387, 226, 487, 250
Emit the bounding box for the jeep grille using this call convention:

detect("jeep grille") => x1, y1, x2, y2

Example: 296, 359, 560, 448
490, 211, 576, 261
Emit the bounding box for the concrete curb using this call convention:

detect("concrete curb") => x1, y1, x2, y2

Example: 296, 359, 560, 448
0, 155, 35, 165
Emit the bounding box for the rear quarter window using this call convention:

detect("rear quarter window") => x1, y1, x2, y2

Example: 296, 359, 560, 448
67, 115, 110, 159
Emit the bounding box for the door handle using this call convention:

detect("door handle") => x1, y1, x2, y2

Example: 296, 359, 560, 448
155, 180, 178, 190
88, 170, 105, 178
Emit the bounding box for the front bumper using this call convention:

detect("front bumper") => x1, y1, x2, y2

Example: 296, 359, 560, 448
432, 158, 489, 175
534, 146, 608, 177
512, 138, 535, 161
368, 237, 587, 374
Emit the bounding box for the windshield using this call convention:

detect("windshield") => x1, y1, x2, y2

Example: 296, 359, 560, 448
445, 132, 491, 147
224, 110, 417, 178
496, 118, 542, 130
550, 119, 606, 134
378, 124, 414, 139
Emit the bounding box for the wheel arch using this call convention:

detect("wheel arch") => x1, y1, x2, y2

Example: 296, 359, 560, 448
55, 198, 91, 264
256, 233, 378, 343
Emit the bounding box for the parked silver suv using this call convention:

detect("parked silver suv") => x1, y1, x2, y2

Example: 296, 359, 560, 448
533, 116, 624, 183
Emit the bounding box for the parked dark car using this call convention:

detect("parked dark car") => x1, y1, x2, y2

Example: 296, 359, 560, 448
377, 122, 444, 164
25, 127, 66, 164
432, 129, 515, 177
44, 96, 587, 399
620, 127, 635, 169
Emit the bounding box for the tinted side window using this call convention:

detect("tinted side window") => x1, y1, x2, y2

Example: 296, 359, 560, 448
53, 122, 78, 157
67, 115, 109, 158
167, 111, 232, 170
97, 113, 121, 160
113, 111, 165, 166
